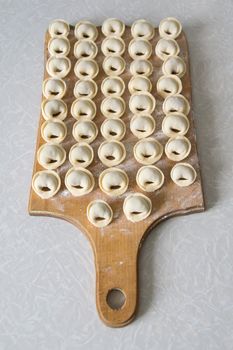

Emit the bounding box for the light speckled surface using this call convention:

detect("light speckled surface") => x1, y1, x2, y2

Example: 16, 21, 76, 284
0, 0, 233, 349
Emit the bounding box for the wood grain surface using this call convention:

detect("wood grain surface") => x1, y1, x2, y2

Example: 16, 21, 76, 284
28, 24, 204, 327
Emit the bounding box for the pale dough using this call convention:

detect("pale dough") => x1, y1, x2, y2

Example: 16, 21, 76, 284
74, 58, 99, 79
163, 94, 190, 115
37, 144, 66, 170
170, 163, 196, 187
123, 193, 152, 222
101, 36, 125, 56
101, 119, 126, 141
46, 56, 71, 78
128, 75, 152, 94
42, 78, 66, 100
101, 96, 125, 118
74, 39, 98, 59
102, 56, 125, 76
134, 138, 163, 165
157, 75, 182, 98
130, 115, 155, 139
128, 39, 152, 60
162, 55, 186, 78
32, 170, 61, 199
131, 19, 155, 40
165, 136, 191, 161
49, 19, 70, 38
71, 97, 96, 120
69, 142, 94, 168
99, 168, 128, 196
102, 18, 125, 37
48, 37, 70, 57
65, 167, 95, 196
130, 59, 153, 77
98, 140, 126, 166
129, 92, 156, 115
159, 17, 182, 40
136, 165, 164, 192
162, 112, 190, 137
41, 119, 67, 143
41, 99, 67, 121
73, 120, 98, 144
155, 38, 180, 61
87, 200, 113, 227
101, 76, 125, 97
73, 79, 97, 99
74, 21, 98, 41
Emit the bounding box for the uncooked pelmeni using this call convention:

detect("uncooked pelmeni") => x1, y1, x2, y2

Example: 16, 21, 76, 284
165, 136, 191, 161
130, 115, 155, 139
32, 170, 61, 199
162, 112, 190, 137
74, 21, 98, 41
74, 39, 98, 59
162, 56, 186, 78
101, 119, 126, 140
130, 59, 153, 77
134, 138, 163, 165
42, 78, 66, 99
101, 96, 125, 118
159, 17, 182, 39
48, 37, 70, 57
170, 163, 196, 187
69, 142, 94, 168
41, 99, 67, 121
98, 140, 126, 166
123, 193, 152, 222
49, 19, 70, 38
157, 75, 182, 98
41, 119, 67, 143
102, 56, 126, 76
129, 92, 156, 115
99, 168, 128, 196
155, 38, 180, 61
101, 77, 125, 97
128, 39, 152, 60
101, 36, 125, 56
128, 75, 152, 94
131, 19, 155, 40
37, 144, 66, 170
87, 200, 113, 227
74, 59, 99, 79
136, 165, 164, 192
73, 79, 97, 99
46, 56, 71, 78
102, 18, 125, 37
71, 98, 96, 120
163, 94, 190, 115
73, 120, 98, 144
65, 167, 95, 196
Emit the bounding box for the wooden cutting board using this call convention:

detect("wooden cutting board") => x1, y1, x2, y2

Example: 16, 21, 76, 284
28, 21, 204, 327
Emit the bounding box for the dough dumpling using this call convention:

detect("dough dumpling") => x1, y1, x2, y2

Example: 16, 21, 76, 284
130, 115, 155, 139
48, 37, 70, 57
41, 119, 67, 143
37, 144, 66, 169
123, 193, 152, 222
32, 170, 61, 199
42, 78, 66, 99
136, 165, 164, 192
99, 168, 128, 196
170, 163, 196, 187
49, 19, 70, 38
162, 112, 189, 137
73, 79, 97, 99
41, 99, 67, 121
165, 136, 191, 161
101, 96, 125, 118
130, 59, 153, 77
101, 119, 126, 140
128, 39, 152, 60
74, 21, 98, 41
69, 142, 94, 167
157, 75, 182, 98
159, 17, 182, 39
101, 36, 125, 56
163, 94, 190, 115
71, 98, 96, 120
128, 76, 152, 94
74, 58, 99, 79
65, 167, 95, 196
131, 19, 155, 40
98, 140, 126, 166
101, 77, 125, 97
162, 56, 186, 78
87, 200, 113, 227
73, 120, 98, 144
155, 38, 180, 61
102, 18, 125, 37
129, 92, 156, 115
134, 138, 163, 165
74, 39, 98, 59
46, 56, 71, 78
102, 56, 125, 76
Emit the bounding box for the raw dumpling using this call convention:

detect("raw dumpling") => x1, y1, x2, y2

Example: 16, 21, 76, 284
73, 120, 98, 143
32, 170, 61, 199
41, 119, 67, 143
69, 143, 94, 167
101, 96, 125, 118
123, 193, 152, 222
65, 167, 95, 196
134, 138, 163, 164
130, 114, 155, 139
128, 39, 152, 60
170, 163, 196, 187
129, 92, 156, 115
71, 97, 96, 120
46, 56, 71, 78
99, 168, 128, 196
128, 75, 152, 94
42, 78, 66, 99
163, 94, 190, 115
74, 21, 98, 41
49, 19, 70, 38
102, 18, 125, 37
130, 59, 153, 77
155, 38, 180, 61
48, 37, 70, 57
74, 58, 99, 79
162, 56, 186, 78
102, 56, 125, 76
73, 79, 97, 99
101, 76, 125, 97
162, 112, 190, 137
159, 17, 182, 40
101, 119, 126, 140
87, 200, 113, 227
41, 99, 67, 121
101, 36, 125, 56
37, 144, 66, 169
131, 19, 154, 40
74, 39, 98, 59
165, 136, 191, 161
136, 165, 164, 192
98, 140, 126, 166
157, 75, 182, 98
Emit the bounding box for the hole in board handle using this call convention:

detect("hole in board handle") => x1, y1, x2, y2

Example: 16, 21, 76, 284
106, 288, 126, 310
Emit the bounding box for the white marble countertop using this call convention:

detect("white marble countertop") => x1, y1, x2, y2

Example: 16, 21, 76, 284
1, 0, 233, 349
